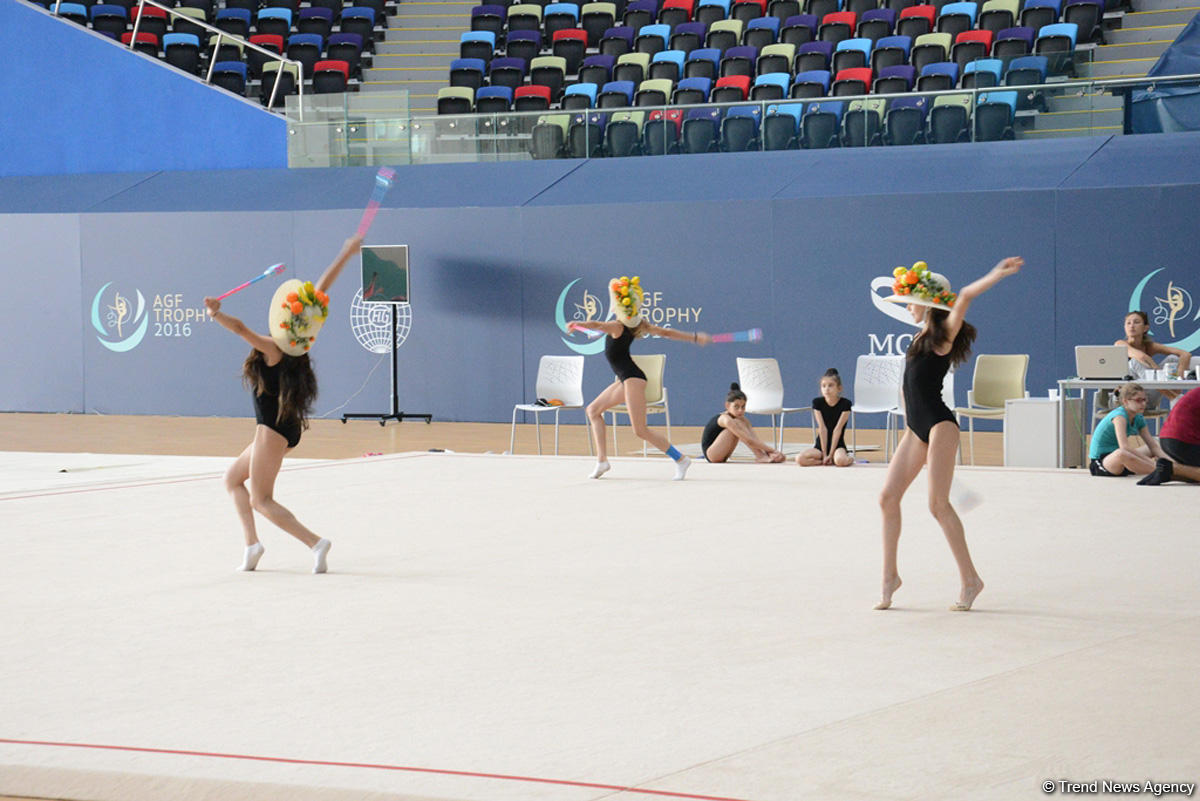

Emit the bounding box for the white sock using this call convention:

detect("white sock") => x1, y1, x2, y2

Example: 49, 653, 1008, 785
312, 538, 331, 574
589, 461, 611, 479
238, 542, 265, 572
673, 455, 692, 481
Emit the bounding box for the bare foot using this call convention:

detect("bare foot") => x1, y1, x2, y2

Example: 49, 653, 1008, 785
754, 450, 774, 463
950, 578, 984, 611
768, 450, 786, 463
874, 575, 902, 610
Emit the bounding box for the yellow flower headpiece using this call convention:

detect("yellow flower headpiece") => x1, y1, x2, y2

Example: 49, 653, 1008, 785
609, 275, 645, 328
269, 279, 330, 356
885, 261, 957, 310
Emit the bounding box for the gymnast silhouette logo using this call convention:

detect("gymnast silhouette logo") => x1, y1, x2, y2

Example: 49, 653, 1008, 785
90, 282, 149, 352
1129, 269, 1200, 352
555, 278, 607, 356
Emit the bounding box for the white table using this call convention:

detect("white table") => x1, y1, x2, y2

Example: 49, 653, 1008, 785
1055, 378, 1200, 468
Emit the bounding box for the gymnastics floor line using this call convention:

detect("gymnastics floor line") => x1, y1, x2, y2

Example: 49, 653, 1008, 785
1, 451, 1197, 801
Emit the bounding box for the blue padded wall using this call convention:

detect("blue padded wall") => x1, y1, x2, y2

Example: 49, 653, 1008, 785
0, 1, 286, 177
2, 135, 1199, 427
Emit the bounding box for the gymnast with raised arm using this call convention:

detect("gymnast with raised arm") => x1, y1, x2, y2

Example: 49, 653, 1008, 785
874, 257, 1022, 612
204, 235, 363, 573
568, 276, 712, 480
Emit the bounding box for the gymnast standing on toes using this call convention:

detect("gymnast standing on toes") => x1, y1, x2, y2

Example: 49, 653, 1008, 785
568, 275, 711, 480
204, 235, 363, 573
701, 383, 786, 463
874, 257, 1023, 612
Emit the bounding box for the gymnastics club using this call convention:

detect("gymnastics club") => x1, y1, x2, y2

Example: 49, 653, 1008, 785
215, 263, 286, 301
355, 166, 397, 238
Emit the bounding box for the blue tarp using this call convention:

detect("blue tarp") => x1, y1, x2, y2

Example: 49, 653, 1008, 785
1131, 12, 1200, 133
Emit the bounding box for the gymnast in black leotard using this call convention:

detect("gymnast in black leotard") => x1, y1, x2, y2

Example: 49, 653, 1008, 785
701, 383, 786, 463
873, 257, 1023, 613
567, 275, 711, 480
204, 234, 362, 574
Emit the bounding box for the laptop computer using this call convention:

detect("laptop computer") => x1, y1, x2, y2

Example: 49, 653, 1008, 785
1075, 345, 1129, 379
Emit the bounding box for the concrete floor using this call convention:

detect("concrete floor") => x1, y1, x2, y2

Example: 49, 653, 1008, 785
1, 449, 1197, 801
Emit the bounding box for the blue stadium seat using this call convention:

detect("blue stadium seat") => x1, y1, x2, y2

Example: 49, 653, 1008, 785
476, 84, 515, 112
800, 100, 843, 148
745, 15, 781, 48
673, 75, 713, 102
298, 7, 334, 38
870, 34, 910, 72
450, 57, 487, 89
722, 105, 762, 150
460, 30, 496, 63
651, 49, 687, 81
832, 36, 872, 72
598, 79, 636, 107
210, 60, 248, 95
763, 102, 803, 148
563, 82, 600, 108
680, 107, 723, 152
917, 60, 959, 91
790, 67, 831, 97
751, 71, 790, 99
973, 89, 1017, 140
163, 32, 202, 74
962, 57, 1002, 87
600, 25, 635, 56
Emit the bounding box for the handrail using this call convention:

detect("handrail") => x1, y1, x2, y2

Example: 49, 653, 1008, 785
129, 0, 305, 117
48, 0, 306, 119
412, 70, 1200, 124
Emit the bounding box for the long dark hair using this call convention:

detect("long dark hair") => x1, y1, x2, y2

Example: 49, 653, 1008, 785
243, 350, 317, 430
909, 308, 977, 366
1125, 310, 1153, 349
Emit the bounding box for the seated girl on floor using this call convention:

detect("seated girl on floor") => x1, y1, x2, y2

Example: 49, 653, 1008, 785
796, 368, 854, 467
701, 383, 786, 463
1089, 382, 1168, 478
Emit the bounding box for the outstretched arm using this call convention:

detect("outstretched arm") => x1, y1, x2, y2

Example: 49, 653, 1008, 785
944, 256, 1023, 342
568, 319, 625, 338
205, 297, 283, 361
644, 323, 712, 346
315, 235, 365, 295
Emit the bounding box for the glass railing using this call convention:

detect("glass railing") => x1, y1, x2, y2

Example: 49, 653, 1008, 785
283, 71, 1200, 168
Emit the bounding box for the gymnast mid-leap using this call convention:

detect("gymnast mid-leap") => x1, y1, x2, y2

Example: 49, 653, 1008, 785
568, 276, 711, 481
874, 257, 1023, 612
204, 235, 363, 573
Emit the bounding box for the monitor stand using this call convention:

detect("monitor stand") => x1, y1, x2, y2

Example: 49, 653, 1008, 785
342, 303, 432, 427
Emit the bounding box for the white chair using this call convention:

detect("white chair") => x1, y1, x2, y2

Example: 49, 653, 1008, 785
887, 367, 955, 461
736, 357, 809, 451
509, 355, 586, 455
954, 353, 1029, 464
608, 353, 670, 456
850, 354, 905, 457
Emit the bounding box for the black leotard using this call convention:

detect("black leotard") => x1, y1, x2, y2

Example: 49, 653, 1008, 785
252, 360, 302, 448
902, 341, 957, 443
605, 326, 646, 382
812, 396, 852, 451
701, 413, 724, 460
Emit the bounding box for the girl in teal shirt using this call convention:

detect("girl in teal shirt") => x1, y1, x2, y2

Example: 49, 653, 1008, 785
1089, 382, 1167, 477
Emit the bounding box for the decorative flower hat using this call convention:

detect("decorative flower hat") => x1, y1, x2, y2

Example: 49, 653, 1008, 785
609, 275, 645, 328
882, 261, 957, 311
269, 279, 330, 356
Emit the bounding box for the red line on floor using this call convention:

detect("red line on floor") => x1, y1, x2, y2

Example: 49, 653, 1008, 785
0, 738, 757, 801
